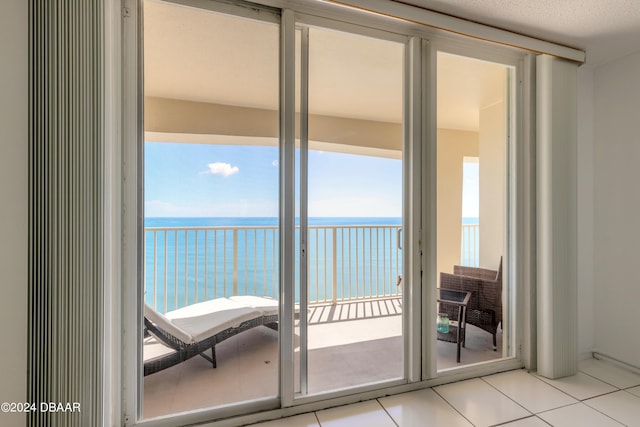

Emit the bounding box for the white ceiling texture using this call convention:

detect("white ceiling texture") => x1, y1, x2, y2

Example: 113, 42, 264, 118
397, 0, 640, 66
145, 0, 640, 135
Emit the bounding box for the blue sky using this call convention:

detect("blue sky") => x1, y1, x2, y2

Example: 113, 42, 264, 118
144, 142, 404, 218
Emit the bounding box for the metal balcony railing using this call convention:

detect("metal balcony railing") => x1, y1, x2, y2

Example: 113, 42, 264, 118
144, 224, 403, 313
144, 222, 480, 313
461, 223, 480, 267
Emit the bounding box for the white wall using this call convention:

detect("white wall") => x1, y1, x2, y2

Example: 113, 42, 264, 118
592, 51, 640, 365
479, 100, 506, 269
577, 66, 595, 358
0, 1, 28, 426
437, 129, 479, 280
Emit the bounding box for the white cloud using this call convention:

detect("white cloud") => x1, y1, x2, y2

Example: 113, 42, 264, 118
206, 162, 239, 177
272, 160, 279, 167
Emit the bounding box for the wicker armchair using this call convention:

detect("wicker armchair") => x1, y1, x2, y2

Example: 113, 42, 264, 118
439, 257, 502, 350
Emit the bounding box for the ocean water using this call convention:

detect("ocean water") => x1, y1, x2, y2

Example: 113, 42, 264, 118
144, 217, 478, 313
145, 217, 403, 312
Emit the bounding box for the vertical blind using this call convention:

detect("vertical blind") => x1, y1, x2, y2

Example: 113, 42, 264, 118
29, 1, 104, 425
536, 54, 579, 379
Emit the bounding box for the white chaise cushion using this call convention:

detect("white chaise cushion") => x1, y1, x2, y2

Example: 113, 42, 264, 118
144, 303, 193, 344
165, 297, 261, 343
229, 295, 279, 317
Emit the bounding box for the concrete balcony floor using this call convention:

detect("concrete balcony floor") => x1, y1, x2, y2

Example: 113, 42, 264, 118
143, 298, 503, 419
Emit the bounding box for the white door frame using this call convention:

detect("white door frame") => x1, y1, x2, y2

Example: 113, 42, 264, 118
119, 1, 535, 425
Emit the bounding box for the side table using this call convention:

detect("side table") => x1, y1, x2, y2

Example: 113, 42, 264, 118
437, 288, 471, 363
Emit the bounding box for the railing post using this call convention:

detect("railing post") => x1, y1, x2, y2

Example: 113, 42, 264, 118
153, 231, 157, 310
145, 223, 409, 309
332, 227, 337, 304
460, 223, 480, 267
233, 228, 238, 296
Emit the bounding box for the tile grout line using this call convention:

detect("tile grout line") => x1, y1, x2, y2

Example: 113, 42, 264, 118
578, 367, 640, 391
489, 415, 552, 427
479, 370, 582, 415
526, 385, 631, 427
579, 398, 630, 427
581, 386, 640, 426
534, 401, 587, 416
622, 388, 640, 397
478, 375, 533, 417
476, 371, 632, 425
537, 415, 554, 427
528, 393, 630, 427
431, 385, 478, 426
531, 371, 620, 402
375, 398, 400, 427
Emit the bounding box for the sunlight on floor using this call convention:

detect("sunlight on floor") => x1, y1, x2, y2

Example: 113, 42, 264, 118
143, 298, 503, 418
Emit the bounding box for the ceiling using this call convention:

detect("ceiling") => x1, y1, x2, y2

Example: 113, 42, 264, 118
396, 0, 640, 66
145, 0, 640, 135
145, 0, 507, 132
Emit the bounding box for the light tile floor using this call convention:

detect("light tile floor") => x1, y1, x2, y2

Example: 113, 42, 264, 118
250, 358, 640, 427
144, 298, 504, 418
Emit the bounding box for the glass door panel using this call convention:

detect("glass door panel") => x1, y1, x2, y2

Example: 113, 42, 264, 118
435, 51, 511, 370
297, 24, 405, 395
142, 1, 280, 417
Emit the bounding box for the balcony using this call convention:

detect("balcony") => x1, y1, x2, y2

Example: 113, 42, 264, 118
144, 223, 405, 312
142, 222, 495, 419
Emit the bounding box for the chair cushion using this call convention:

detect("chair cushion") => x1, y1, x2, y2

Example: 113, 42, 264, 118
144, 303, 193, 344
229, 295, 279, 316
165, 298, 261, 343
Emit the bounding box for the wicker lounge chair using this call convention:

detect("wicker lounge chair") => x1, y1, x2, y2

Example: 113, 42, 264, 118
439, 257, 502, 350
143, 295, 279, 376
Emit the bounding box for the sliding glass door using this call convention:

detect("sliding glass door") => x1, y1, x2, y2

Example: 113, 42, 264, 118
140, 3, 410, 417
141, 0, 281, 417
294, 22, 407, 396
132, 1, 526, 423
433, 49, 516, 372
